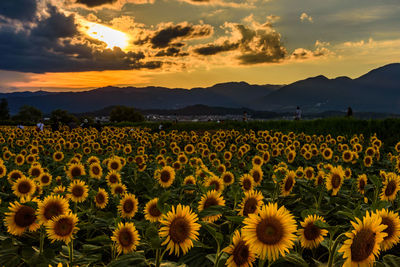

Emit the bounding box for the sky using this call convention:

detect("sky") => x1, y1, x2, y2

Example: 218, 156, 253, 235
0, 0, 399, 91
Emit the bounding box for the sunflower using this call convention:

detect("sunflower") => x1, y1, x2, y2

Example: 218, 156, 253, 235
53, 185, 66, 195
252, 155, 264, 167
298, 215, 328, 249
53, 151, 64, 162
325, 166, 344, 196
344, 168, 352, 179
0, 164, 6, 178
37, 195, 70, 224
38, 172, 52, 186
204, 175, 225, 192
221, 171, 235, 186
106, 170, 121, 187
357, 174, 367, 195
286, 150, 296, 163
12, 177, 36, 202
107, 157, 122, 171
4, 201, 40, 236
281, 171, 296, 196
198, 190, 225, 222
373, 209, 400, 251
240, 174, 254, 192
111, 222, 140, 254
303, 167, 314, 180
155, 166, 176, 188
66, 163, 86, 179
224, 230, 256, 267
89, 162, 103, 179
118, 193, 138, 218
238, 190, 264, 217
159, 204, 201, 256
7, 169, 24, 184
14, 154, 25, 166
67, 179, 88, 203
250, 167, 263, 186
94, 188, 109, 209
29, 164, 43, 178
182, 175, 196, 194
338, 211, 387, 267
363, 156, 373, 167
380, 173, 400, 201
322, 148, 333, 160
144, 198, 163, 222
111, 183, 127, 196
242, 202, 297, 261
342, 150, 353, 163
46, 213, 79, 244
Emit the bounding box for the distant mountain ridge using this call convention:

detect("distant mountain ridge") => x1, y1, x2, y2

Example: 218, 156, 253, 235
2, 63, 400, 114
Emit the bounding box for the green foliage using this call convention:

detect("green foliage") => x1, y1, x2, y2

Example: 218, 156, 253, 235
109, 105, 144, 123
0, 98, 10, 120
12, 105, 42, 123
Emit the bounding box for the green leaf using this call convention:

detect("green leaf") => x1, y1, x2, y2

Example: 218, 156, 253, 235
157, 191, 171, 214
145, 224, 162, 249
382, 254, 400, 267
314, 220, 330, 229
225, 216, 244, 224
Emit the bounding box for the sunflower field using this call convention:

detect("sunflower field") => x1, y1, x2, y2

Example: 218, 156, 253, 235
1, 126, 400, 267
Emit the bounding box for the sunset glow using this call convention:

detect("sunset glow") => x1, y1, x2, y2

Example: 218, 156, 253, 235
82, 21, 130, 50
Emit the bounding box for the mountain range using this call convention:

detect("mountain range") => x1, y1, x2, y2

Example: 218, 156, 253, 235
2, 63, 400, 114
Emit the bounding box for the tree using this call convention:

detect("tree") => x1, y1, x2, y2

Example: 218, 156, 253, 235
0, 98, 10, 120
50, 109, 78, 125
13, 105, 42, 124
110, 106, 144, 123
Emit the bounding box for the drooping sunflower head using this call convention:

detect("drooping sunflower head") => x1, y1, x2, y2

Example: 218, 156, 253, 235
67, 179, 89, 203
380, 173, 400, 201
155, 166, 176, 188
198, 190, 225, 223
66, 163, 86, 179
144, 198, 163, 222
94, 188, 109, 209
281, 170, 296, 197
238, 190, 264, 217
242, 202, 297, 261
111, 222, 140, 254
118, 193, 138, 219
37, 195, 70, 224
338, 211, 387, 266
12, 177, 36, 202
4, 201, 40, 236
45, 212, 79, 244
298, 214, 328, 249
325, 166, 344, 196
224, 230, 256, 267
159, 204, 201, 256
373, 209, 400, 251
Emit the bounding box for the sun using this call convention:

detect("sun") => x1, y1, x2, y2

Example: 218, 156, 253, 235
82, 21, 130, 50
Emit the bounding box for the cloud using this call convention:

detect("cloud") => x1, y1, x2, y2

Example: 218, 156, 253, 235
150, 22, 213, 48
176, 0, 255, 8
72, 0, 154, 8
290, 47, 332, 60
0, 0, 37, 21
300, 12, 313, 23
194, 41, 239, 55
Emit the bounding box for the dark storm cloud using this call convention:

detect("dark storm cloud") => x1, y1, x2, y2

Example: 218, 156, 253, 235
0, 5, 162, 73
75, 0, 118, 7
150, 23, 213, 48
194, 41, 238, 55
0, 0, 37, 21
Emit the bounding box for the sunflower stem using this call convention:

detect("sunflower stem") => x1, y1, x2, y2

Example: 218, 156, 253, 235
258, 258, 267, 267
39, 228, 45, 255
155, 248, 167, 267
327, 233, 346, 267
68, 239, 74, 265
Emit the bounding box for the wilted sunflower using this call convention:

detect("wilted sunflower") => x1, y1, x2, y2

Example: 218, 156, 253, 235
357, 174, 367, 195
250, 167, 263, 186
380, 173, 400, 201
94, 188, 109, 209
88, 162, 102, 179
12, 177, 36, 202
198, 190, 225, 223
281, 171, 296, 197
67, 179, 88, 203
155, 166, 176, 188
373, 209, 400, 251
4, 201, 40, 236
144, 198, 163, 222
46, 213, 79, 244
242, 202, 297, 261
112, 222, 140, 254
118, 193, 138, 218
298, 215, 328, 249
338, 211, 387, 267
204, 175, 225, 192
66, 163, 85, 179
37, 195, 70, 224
159, 204, 201, 256
240, 174, 254, 192
238, 190, 264, 217
106, 170, 121, 187
38, 172, 52, 186
224, 230, 256, 267
221, 171, 235, 186
325, 166, 344, 196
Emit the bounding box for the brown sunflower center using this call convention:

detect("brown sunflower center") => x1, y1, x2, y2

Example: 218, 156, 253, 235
359, 179, 366, 191
209, 181, 220, 191
71, 167, 82, 177
243, 197, 258, 217
11, 172, 22, 180
96, 193, 105, 204
350, 228, 375, 262
92, 166, 100, 175
284, 177, 294, 192
118, 228, 134, 247
110, 162, 119, 170
31, 168, 40, 177
123, 199, 135, 213
256, 217, 284, 245
252, 172, 261, 183
331, 174, 341, 189
203, 197, 219, 209
254, 158, 262, 165
385, 180, 397, 196
109, 174, 118, 184
44, 202, 63, 220
18, 181, 32, 194
55, 153, 62, 159
242, 179, 251, 191
41, 175, 50, 184
232, 240, 250, 266
304, 222, 321, 241
114, 186, 124, 195
15, 206, 36, 227
72, 185, 84, 197
54, 217, 74, 237
169, 217, 190, 244
223, 174, 232, 184
160, 170, 171, 182
149, 203, 162, 217
381, 216, 394, 240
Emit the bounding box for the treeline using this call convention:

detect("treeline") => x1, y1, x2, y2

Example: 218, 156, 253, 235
0, 99, 144, 126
